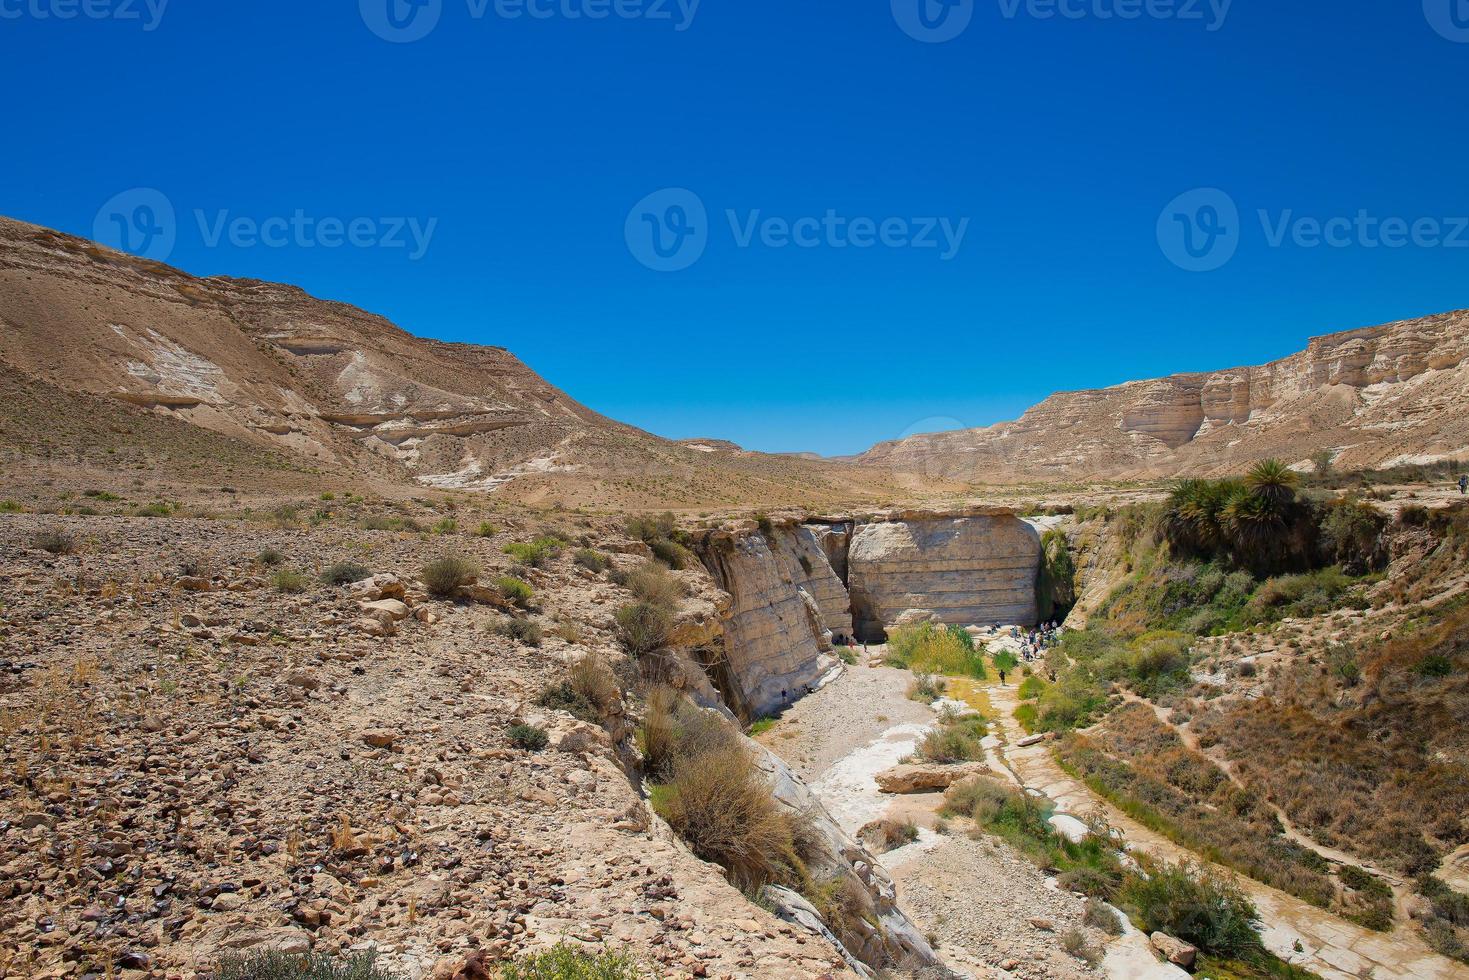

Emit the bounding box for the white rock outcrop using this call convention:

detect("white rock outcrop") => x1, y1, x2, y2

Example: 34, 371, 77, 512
848, 513, 1041, 640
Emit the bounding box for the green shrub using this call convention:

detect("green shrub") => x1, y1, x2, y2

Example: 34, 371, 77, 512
135, 501, 176, 518
32, 529, 76, 555
474, 521, 498, 538
430, 517, 458, 535
256, 547, 284, 567
508, 724, 549, 751
538, 680, 597, 721
320, 561, 371, 586
422, 553, 480, 598
626, 512, 694, 569
568, 655, 621, 717
215, 949, 399, 980
574, 548, 610, 573
498, 944, 641, 980
919, 718, 985, 763
886, 623, 988, 679
270, 569, 310, 594
504, 537, 563, 568
495, 575, 534, 607
1118, 861, 1261, 958
1037, 528, 1078, 621
615, 601, 673, 655
0, 500, 24, 513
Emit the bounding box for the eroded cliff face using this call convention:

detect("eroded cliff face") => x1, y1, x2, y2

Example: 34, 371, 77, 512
696, 527, 848, 719
858, 309, 1469, 481
848, 512, 1043, 641
695, 509, 1044, 705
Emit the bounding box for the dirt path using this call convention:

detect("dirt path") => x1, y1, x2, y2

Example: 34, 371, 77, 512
988, 682, 1469, 980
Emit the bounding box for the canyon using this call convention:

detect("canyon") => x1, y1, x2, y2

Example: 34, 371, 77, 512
694, 509, 1043, 718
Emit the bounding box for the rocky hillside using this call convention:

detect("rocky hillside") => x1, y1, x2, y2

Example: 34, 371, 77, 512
0, 216, 917, 511
858, 310, 1469, 482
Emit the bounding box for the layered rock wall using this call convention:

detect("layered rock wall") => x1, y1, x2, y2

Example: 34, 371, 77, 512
698, 531, 838, 719
848, 514, 1042, 640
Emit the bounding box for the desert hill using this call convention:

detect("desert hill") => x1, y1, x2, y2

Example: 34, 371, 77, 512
858, 311, 1469, 483
0, 216, 932, 511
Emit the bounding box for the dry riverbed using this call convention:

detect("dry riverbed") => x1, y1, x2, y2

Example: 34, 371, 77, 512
757, 658, 1105, 980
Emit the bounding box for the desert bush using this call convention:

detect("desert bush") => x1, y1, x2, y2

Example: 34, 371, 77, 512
537, 680, 597, 721
32, 528, 75, 555
919, 711, 987, 763
422, 553, 480, 598
474, 521, 498, 538
615, 601, 673, 655
430, 517, 458, 535
496, 617, 543, 647
504, 537, 564, 568
1083, 897, 1124, 935
1060, 927, 1103, 967
0, 499, 24, 513
907, 673, 947, 704
494, 575, 534, 607
320, 561, 370, 586
1338, 865, 1394, 931
508, 724, 548, 751
574, 548, 610, 573
215, 949, 399, 979
570, 655, 621, 716
652, 744, 801, 894
626, 512, 694, 569
618, 561, 683, 607
256, 547, 284, 567
1118, 861, 1261, 959
271, 569, 310, 594
1399, 504, 1430, 527
1316, 496, 1387, 573
886, 622, 988, 679
498, 943, 641, 979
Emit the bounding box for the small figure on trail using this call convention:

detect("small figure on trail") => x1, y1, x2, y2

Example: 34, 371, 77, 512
1459, 474, 1467, 495
998, 668, 1008, 686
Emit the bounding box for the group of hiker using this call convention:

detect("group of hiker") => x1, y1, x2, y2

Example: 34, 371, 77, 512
1010, 621, 1062, 663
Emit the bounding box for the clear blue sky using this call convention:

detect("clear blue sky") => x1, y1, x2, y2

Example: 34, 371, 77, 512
3, 1, 1466, 455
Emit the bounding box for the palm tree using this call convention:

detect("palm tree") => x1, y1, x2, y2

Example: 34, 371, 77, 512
1222, 485, 1288, 572
1245, 458, 1300, 509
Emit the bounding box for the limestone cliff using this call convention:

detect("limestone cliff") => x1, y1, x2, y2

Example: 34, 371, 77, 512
696, 528, 842, 719
847, 512, 1042, 640
857, 310, 1469, 482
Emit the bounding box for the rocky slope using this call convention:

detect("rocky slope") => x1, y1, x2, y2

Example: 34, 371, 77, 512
0, 500, 962, 979
858, 310, 1469, 482
0, 216, 916, 511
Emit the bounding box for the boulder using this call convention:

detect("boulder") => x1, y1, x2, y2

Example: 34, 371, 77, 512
354, 617, 395, 638
348, 574, 405, 601
875, 762, 991, 794
360, 729, 397, 749
1149, 931, 1198, 969
359, 598, 410, 622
